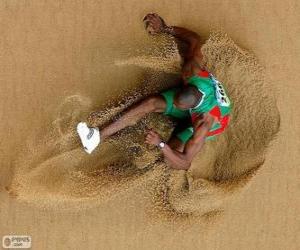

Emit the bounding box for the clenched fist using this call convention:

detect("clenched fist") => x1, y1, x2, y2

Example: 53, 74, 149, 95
143, 13, 169, 35
145, 129, 162, 146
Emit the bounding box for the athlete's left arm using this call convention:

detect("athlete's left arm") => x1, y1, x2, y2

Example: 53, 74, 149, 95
146, 114, 215, 170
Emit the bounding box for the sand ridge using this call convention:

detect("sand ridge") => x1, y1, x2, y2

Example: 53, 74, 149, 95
8, 32, 280, 218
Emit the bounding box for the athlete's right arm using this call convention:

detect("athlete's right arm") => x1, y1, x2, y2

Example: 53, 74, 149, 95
166, 26, 204, 82
166, 26, 203, 63
143, 13, 204, 83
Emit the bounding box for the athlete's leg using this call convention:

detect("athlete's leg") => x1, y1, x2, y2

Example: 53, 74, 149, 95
100, 96, 166, 141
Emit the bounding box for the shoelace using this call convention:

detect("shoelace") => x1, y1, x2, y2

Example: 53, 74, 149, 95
87, 128, 94, 139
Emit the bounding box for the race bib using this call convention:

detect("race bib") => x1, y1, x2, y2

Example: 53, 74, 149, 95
209, 74, 231, 107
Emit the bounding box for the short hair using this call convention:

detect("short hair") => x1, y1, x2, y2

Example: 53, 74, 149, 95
175, 86, 203, 108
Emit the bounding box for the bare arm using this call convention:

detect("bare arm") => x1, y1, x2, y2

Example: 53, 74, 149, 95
145, 114, 215, 170
165, 26, 203, 63
161, 114, 215, 170
160, 138, 206, 170
143, 13, 204, 81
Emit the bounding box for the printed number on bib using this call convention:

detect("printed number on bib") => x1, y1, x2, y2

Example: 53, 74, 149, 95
210, 75, 231, 107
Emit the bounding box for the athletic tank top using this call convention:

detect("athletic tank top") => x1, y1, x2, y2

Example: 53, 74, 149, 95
187, 70, 232, 133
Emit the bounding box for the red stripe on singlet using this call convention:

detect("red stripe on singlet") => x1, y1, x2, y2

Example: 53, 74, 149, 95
197, 70, 210, 78
206, 106, 230, 136
191, 106, 230, 137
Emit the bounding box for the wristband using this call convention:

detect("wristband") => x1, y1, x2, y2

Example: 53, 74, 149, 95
158, 141, 166, 149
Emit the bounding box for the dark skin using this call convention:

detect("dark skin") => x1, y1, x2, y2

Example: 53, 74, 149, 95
100, 13, 215, 170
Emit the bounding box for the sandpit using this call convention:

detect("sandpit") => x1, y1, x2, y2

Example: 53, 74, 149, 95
9, 32, 280, 217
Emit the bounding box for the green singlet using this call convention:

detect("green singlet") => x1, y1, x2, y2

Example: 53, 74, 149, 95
160, 70, 232, 143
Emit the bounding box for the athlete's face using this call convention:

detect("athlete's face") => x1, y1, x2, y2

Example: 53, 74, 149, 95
174, 94, 203, 110
173, 97, 196, 110
173, 86, 203, 110
174, 100, 193, 110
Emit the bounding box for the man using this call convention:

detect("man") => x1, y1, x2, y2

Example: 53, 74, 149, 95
77, 13, 232, 170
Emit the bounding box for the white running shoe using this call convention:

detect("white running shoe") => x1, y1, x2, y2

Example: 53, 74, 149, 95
77, 122, 100, 154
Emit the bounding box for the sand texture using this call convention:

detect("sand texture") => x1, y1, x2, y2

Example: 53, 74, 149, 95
0, 1, 299, 250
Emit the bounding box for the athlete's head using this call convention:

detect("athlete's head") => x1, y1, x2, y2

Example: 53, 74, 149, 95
174, 85, 203, 110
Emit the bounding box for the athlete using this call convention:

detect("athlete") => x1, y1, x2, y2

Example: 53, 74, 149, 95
77, 13, 232, 170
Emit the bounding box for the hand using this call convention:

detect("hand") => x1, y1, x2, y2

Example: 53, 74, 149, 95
143, 13, 169, 35
145, 130, 162, 146
193, 113, 215, 136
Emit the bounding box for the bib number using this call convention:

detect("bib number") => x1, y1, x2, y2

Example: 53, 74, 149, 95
209, 74, 231, 107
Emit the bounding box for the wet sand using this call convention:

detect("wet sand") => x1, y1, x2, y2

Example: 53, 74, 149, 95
0, 0, 299, 249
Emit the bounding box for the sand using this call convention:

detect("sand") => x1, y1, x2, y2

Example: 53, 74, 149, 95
0, 1, 299, 250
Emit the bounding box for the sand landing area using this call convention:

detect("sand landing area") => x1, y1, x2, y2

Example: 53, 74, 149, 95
0, 1, 299, 250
